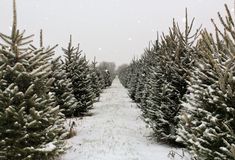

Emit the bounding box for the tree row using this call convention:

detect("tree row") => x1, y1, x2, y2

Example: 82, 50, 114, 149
118, 5, 235, 160
0, 1, 114, 159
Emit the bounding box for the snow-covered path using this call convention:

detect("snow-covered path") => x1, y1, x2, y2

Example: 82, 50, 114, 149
60, 78, 187, 160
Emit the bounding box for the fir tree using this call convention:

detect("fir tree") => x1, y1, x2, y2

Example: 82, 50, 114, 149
98, 62, 115, 87
136, 12, 199, 144
0, 1, 67, 159
63, 36, 94, 116
127, 59, 140, 101
135, 45, 157, 104
118, 10, 200, 144
134, 61, 145, 103
103, 69, 112, 88
118, 65, 130, 88
90, 57, 102, 100
177, 5, 235, 159
51, 57, 78, 117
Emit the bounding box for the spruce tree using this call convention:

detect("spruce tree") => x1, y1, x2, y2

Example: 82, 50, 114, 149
0, 1, 67, 159
134, 61, 145, 103
51, 57, 78, 117
127, 59, 140, 101
98, 62, 115, 88
90, 58, 102, 100
135, 45, 157, 104
103, 69, 112, 88
135, 12, 199, 144
118, 10, 201, 145
97, 69, 106, 90
177, 5, 235, 159
63, 36, 94, 116
118, 65, 130, 88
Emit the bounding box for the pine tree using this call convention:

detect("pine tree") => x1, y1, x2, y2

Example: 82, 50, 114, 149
139, 66, 159, 119
135, 45, 157, 104
118, 65, 130, 88
133, 11, 200, 144
134, 61, 145, 103
98, 62, 115, 88
90, 57, 102, 100
0, 1, 67, 159
103, 69, 112, 88
138, 39, 178, 142
118, 10, 201, 145
177, 5, 235, 159
127, 59, 140, 101
63, 36, 95, 116
51, 57, 78, 117
97, 70, 106, 90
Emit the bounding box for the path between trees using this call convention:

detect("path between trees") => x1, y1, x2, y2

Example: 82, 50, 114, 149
60, 78, 187, 160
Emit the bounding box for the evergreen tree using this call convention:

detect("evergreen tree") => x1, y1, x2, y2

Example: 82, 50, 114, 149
134, 61, 145, 103
97, 70, 106, 90
36, 30, 78, 118
90, 57, 102, 100
135, 46, 157, 104
63, 36, 94, 116
0, 1, 67, 159
102, 69, 112, 88
117, 64, 129, 88
148, 14, 199, 144
51, 57, 78, 117
127, 59, 140, 101
98, 62, 115, 87
177, 5, 235, 159
119, 11, 200, 145
139, 66, 158, 119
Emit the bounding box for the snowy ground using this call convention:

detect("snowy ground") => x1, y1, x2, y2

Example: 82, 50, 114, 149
59, 78, 190, 160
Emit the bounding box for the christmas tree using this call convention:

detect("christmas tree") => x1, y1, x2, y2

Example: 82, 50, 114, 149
135, 45, 158, 104
63, 36, 95, 116
90, 57, 103, 100
97, 62, 115, 87
0, 1, 67, 159
51, 57, 78, 117
119, 11, 200, 144
117, 65, 130, 88
127, 59, 140, 101
177, 5, 235, 159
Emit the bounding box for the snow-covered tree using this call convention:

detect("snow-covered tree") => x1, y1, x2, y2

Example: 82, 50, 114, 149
127, 59, 140, 101
97, 70, 106, 90
0, 1, 67, 159
98, 62, 116, 87
34, 31, 78, 118
118, 10, 201, 145
90, 58, 103, 100
63, 36, 95, 116
50, 57, 78, 117
177, 5, 235, 159
135, 46, 157, 104
117, 65, 130, 88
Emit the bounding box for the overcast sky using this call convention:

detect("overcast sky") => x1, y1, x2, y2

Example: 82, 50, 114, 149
0, 0, 233, 66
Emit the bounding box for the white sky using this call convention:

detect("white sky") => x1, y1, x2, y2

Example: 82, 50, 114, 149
0, 0, 233, 66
